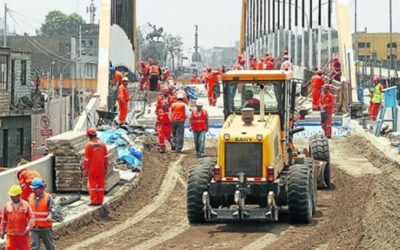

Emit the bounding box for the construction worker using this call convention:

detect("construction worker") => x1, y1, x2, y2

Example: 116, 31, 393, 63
83, 128, 109, 205
266, 57, 275, 70
311, 69, 325, 111
232, 55, 243, 70
156, 87, 173, 114
110, 67, 123, 87
250, 56, 257, 70
156, 102, 174, 153
256, 58, 264, 70
264, 52, 272, 63
190, 101, 209, 157
1, 185, 34, 250
172, 88, 189, 104
370, 76, 384, 121
243, 90, 260, 110
170, 93, 190, 153
149, 61, 161, 91
190, 74, 200, 84
320, 84, 335, 138
281, 55, 293, 71
330, 57, 342, 82
29, 178, 55, 250
163, 67, 170, 82
204, 66, 221, 106
17, 169, 43, 201
118, 77, 130, 124
139, 61, 149, 90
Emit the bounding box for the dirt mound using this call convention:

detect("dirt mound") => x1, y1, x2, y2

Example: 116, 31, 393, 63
345, 135, 400, 249
55, 135, 174, 249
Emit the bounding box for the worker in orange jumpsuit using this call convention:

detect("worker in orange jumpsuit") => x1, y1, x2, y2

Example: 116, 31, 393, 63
190, 74, 200, 84
172, 88, 189, 104
118, 77, 130, 124
17, 169, 43, 201
204, 66, 221, 106
280, 55, 293, 71
1, 185, 34, 250
139, 61, 149, 90
83, 128, 109, 205
320, 84, 335, 138
250, 56, 257, 70
311, 69, 325, 111
232, 55, 243, 70
256, 58, 264, 70
163, 67, 170, 82
110, 67, 123, 87
29, 178, 55, 250
156, 103, 174, 153
330, 57, 342, 82
266, 57, 275, 70
264, 52, 272, 64
369, 76, 384, 121
156, 87, 173, 114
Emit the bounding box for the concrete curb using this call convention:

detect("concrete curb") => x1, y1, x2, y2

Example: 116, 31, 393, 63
350, 120, 400, 165
53, 171, 143, 238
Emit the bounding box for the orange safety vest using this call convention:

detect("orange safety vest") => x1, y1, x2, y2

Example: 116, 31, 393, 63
321, 91, 335, 114
191, 109, 208, 132
150, 65, 160, 75
311, 75, 324, 90
171, 101, 187, 122
29, 192, 52, 228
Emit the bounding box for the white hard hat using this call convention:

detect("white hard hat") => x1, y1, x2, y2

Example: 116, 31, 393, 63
177, 93, 184, 100
196, 100, 203, 106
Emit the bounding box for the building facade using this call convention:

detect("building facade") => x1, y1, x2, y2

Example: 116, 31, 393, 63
354, 32, 400, 68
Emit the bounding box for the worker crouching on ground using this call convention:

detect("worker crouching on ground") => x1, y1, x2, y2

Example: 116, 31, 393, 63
170, 93, 190, 153
17, 169, 43, 201
311, 69, 325, 111
320, 84, 335, 138
156, 102, 174, 153
190, 101, 209, 157
118, 77, 130, 124
369, 76, 383, 121
1, 185, 34, 250
83, 128, 109, 205
29, 178, 55, 250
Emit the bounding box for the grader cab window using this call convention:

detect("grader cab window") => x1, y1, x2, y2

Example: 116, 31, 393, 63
227, 82, 283, 115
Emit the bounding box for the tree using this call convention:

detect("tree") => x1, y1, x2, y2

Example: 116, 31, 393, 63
39, 10, 85, 36
164, 34, 183, 72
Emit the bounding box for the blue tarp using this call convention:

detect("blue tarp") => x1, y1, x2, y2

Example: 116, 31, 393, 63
98, 129, 143, 168
183, 86, 197, 100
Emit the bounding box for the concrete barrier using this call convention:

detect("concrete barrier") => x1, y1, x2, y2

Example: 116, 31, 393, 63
0, 154, 53, 208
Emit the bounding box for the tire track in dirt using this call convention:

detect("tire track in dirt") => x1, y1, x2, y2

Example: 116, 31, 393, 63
64, 155, 185, 250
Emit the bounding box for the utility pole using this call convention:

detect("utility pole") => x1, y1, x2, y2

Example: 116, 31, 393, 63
78, 25, 82, 112
3, 3, 7, 47
354, 0, 358, 84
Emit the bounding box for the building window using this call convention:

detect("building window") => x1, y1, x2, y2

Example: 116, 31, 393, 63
20, 60, 27, 86
387, 42, 397, 48
0, 55, 8, 90
366, 42, 371, 48
89, 40, 93, 47
81, 40, 86, 47
17, 128, 24, 156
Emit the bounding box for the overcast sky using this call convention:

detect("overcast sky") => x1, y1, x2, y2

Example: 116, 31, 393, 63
4, 0, 400, 51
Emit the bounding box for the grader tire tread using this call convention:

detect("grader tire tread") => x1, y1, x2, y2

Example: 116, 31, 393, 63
288, 164, 313, 224
187, 158, 216, 224
310, 136, 331, 188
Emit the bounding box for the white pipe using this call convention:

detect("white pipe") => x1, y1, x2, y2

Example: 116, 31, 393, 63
288, 30, 292, 61
328, 27, 332, 62
309, 28, 313, 69
295, 27, 298, 65
301, 29, 305, 67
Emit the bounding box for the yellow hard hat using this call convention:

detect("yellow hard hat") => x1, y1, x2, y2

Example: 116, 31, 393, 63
122, 77, 129, 82
8, 185, 22, 196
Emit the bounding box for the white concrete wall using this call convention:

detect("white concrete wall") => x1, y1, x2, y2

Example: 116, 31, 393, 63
73, 96, 100, 132
0, 154, 53, 208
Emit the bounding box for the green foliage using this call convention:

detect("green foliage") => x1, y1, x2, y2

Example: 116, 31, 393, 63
39, 10, 85, 36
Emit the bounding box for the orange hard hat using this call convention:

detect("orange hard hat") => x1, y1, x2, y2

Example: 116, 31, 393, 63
86, 128, 97, 136
324, 84, 331, 89
333, 57, 339, 62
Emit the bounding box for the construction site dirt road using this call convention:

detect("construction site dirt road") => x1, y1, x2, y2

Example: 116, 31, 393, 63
55, 135, 400, 250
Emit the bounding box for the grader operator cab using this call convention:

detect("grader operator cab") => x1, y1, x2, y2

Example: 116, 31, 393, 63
187, 70, 331, 224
